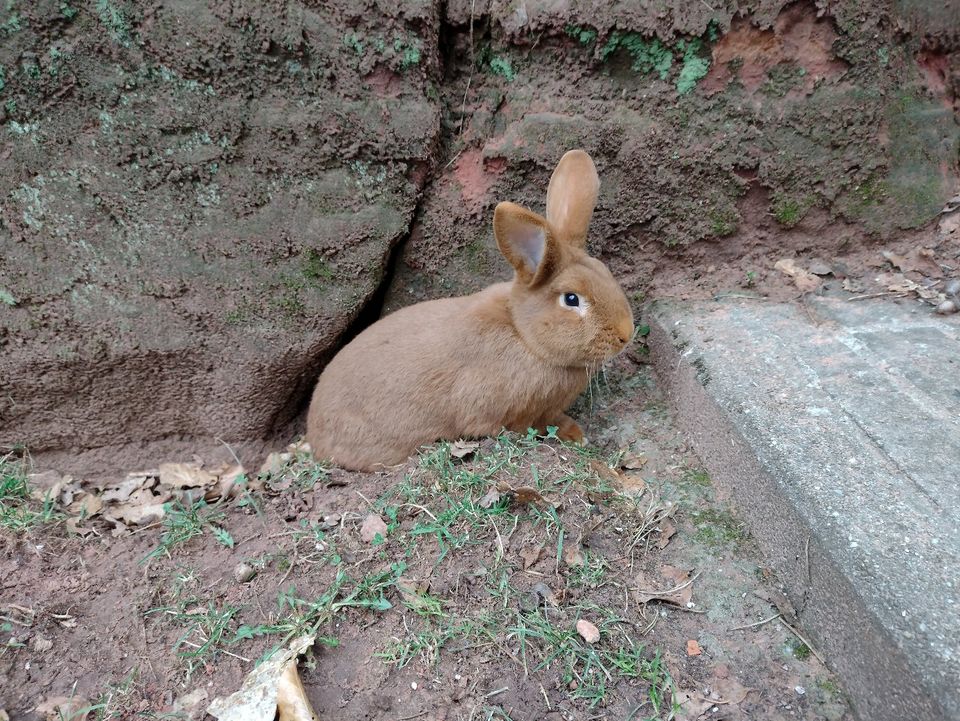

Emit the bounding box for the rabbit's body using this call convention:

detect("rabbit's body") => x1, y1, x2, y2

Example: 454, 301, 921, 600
307, 282, 589, 470
306, 150, 633, 471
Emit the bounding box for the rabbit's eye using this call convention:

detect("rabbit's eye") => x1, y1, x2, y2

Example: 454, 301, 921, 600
562, 293, 580, 307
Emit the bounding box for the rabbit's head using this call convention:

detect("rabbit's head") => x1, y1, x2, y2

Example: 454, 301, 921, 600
494, 150, 634, 369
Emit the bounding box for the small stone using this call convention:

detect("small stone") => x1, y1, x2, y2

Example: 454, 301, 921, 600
944, 278, 960, 297
795, 686, 806, 696
233, 562, 256, 583
411, 682, 418, 690
936, 300, 958, 315
576, 619, 600, 643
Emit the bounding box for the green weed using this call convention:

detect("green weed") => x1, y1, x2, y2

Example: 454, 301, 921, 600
142, 497, 230, 562
0, 453, 62, 532
488, 56, 516, 81
96, 0, 129, 46
564, 25, 597, 45
691, 507, 746, 547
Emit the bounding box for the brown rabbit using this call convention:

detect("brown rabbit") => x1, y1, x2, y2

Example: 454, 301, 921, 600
305, 149, 634, 471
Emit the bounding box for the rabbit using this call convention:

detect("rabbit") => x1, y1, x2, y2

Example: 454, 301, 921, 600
305, 149, 634, 471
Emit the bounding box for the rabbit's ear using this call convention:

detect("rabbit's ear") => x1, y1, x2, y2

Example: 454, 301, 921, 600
494, 201, 561, 286
545, 149, 599, 248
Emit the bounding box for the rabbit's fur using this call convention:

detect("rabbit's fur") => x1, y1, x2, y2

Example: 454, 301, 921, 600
306, 150, 634, 470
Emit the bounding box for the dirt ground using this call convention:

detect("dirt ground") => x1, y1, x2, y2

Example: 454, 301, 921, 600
2, 350, 852, 721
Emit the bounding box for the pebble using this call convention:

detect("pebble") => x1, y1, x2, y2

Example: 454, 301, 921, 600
936, 300, 958, 315
944, 278, 960, 297
795, 685, 806, 696
233, 562, 257, 583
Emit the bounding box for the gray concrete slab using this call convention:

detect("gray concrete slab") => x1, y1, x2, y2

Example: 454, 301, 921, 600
647, 296, 959, 721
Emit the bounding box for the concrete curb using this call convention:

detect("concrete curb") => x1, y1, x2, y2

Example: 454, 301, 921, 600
647, 298, 958, 721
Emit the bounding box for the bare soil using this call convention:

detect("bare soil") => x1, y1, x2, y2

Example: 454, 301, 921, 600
2, 352, 851, 721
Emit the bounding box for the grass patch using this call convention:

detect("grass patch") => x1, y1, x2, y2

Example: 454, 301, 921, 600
691, 507, 746, 547
0, 453, 62, 532
143, 497, 232, 562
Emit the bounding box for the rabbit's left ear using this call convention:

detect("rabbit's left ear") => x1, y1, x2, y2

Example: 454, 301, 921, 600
493, 202, 561, 286
545, 149, 599, 248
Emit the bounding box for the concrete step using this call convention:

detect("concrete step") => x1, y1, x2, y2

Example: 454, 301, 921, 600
647, 296, 959, 721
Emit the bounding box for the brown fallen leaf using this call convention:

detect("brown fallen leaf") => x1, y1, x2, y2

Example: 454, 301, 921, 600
588, 459, 625, 487
67, 493, 103, 519
396, 577, 433, 612
478, 487, 502, 509
882, 248, 943, 278
206, 465, 247, 502
633, 565, 696, 607
159, 463, 218, 489
495, 482, 552, 507
359, 513, 388, 544
450, 439, 480, 460
259, 452, 292, 478
686, 639, 702, 656
563, 541, 586, 568
35, 696, 90, 721
709, 674, 756, 705
620, 452, 648, 470
875, 272, 942, 301
208, 635, 317, 721
105, 501, 167, 527
1, 709, 10, 721
31, 635, 53, 652
519, 544, 544, 571
576, 619, 600, 644
775, 258, 821, 293
656, 519, 677, 549
532, 582, 559, 607
673, 689, 713, 721
102, 476, 151, 504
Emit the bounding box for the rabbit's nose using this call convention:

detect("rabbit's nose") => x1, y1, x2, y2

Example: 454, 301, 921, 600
615, 318, 634, 345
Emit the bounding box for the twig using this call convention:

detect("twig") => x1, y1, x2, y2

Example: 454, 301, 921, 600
728, 612, 781, 632
400, 503, 437, 521
779, 617, 825, 664
847, 291, 906, 301
634, 569, 702, 597
180, 640, 250, 663
713, 292, 767, 301
399, 712, 427, 721
485, 686, 509, 698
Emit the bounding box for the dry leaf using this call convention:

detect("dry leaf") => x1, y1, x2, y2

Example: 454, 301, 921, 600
159, 463, 218, 489
634, 565, 695, 606
511, 486, 546, 505
208, 635, 317, 721
359, 513, 388, 544
710, 675, 755, 705
65, 517, 96, 536
774, 258, 821, 293
67, 493, 103, 518
450, 440, 480, 460
396, 577, 434, 611
576, 619, 600, 643
686, 639, 702, 656
478, 487, 502, 509
620, 452, 648, 470
532, 582, 559, 607
1, 709, 9, 721
656, 519, 677, 549
673, 689, 713, 721
35, 696, 89, 721
519, 544, 544, 570
102, 476, 150, 504
172, 688, 209, 720
588, 459, 624, 486
495, 482, 551, 507
882, 248, 943, 278
259, 452, 292, 478
105, 501, 167, 527
207, 465, 247, 502
31, 635, 53, 652
563, 542, 586, 568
